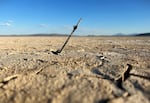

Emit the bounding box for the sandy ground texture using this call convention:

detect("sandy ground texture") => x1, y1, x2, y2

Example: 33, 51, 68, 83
0, 36, 149, 103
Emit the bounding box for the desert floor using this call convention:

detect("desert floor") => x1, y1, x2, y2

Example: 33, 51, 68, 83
0, 36, 149, 103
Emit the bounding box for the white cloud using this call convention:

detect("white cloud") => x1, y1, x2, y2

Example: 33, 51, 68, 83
39, 24, 48, 27
0, 20, 13, 27
63, 25, 72, 30
7, 20, 13, 23
0, 22, 11, 26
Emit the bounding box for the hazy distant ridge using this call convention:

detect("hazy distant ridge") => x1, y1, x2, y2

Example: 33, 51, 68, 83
0, 32, 150, 37
135, 33, 150, 36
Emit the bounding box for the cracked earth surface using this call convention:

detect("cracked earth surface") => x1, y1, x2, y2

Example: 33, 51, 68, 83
0, 37, 149, 103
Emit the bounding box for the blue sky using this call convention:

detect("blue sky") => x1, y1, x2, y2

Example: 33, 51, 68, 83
0, 0, 150, 35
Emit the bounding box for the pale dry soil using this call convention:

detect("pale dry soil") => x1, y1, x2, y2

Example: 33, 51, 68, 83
0, 37, 149, 103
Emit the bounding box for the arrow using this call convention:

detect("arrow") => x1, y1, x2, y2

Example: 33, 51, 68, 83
51, 18, 82, 55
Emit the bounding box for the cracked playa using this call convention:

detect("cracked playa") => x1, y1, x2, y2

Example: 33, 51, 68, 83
0, 36, 150, 103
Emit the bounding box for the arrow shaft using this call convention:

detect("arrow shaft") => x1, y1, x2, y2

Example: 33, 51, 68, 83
57, 18, 82, 53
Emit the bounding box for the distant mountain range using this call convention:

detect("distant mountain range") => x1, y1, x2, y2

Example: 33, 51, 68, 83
29, 33, 68, 36
31, 33, 150, 36
135, 33, 150, 36
0, 33, 68, 37
0, 33, 150, 37
114, 33, 150, 36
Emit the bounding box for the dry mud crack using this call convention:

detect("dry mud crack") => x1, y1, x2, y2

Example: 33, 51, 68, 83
0, 37, 149, 103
